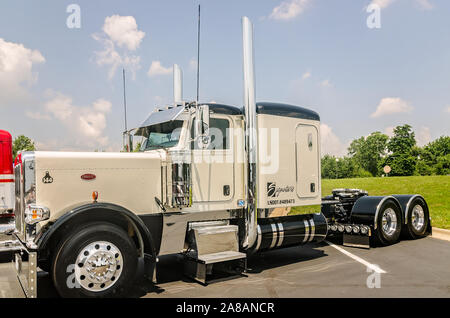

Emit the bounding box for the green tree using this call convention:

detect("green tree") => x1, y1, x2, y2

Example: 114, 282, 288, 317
321, 155, 338, 179
12, 135, 35, 159
434, 154, 450, 175
348, 132, 388, 176
418, 136, 450, 175
387, 124, 416, 154
321, 155, 369, 179
381, 124, 417, 176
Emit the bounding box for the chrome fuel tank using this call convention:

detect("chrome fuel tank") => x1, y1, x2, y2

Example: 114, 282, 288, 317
253, 213, 327, 252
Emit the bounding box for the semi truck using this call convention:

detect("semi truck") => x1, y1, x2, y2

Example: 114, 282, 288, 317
0, 130, 15, 240
3, 17, 431, 298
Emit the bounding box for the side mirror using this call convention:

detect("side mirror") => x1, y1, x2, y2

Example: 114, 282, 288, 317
122, 131, 133, 152
195, 105, 210, 149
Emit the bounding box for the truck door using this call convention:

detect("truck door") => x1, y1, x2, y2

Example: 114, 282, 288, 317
191, 115, 234, 202
295, 124, 320, 199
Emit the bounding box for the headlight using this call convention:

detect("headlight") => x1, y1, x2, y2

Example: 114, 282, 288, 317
25, 204, 50, 225
352, 225, 360, 234
337, 224, 345, 232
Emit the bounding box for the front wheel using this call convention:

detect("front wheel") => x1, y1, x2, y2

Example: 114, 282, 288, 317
52, 223, 138, 298
374, 200, 402, 246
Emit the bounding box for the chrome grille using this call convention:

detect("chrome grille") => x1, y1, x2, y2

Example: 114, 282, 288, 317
14, 163, 24, 238
14, 152, 36, 242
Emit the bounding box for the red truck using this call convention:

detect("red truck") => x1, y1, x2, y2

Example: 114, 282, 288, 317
0, 130, 15, 237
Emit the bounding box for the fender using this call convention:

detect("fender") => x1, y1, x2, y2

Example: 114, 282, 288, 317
36, 202, 159, 261
392, 194, 428, 225
350, 196, 403, 230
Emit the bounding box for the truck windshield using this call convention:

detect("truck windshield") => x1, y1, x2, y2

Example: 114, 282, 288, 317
138, 120, 184, 151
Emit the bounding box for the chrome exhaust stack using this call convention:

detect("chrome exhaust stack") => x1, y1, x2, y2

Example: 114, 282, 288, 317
242, 16, 258, 250
173, 64, 183, 105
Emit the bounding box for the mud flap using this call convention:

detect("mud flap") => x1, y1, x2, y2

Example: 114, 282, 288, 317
13, 245, 37, 298
343, 234, 370, 249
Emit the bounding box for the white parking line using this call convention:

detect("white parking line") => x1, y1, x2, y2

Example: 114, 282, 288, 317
324, 240, 387, 274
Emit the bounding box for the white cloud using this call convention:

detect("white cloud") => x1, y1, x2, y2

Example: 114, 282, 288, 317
320, 79, 332, 87
25, 111, 51, 120
93, 15, 144, 79
371, 97, 413, 118
368, 0, 434, 10
302, 71, 311, 80
320, 123, 346, 157
415, 0, 434, 10
37, 91, 112, 148
102, 15, 145, 51
189, 57, 197, 70
269, 0, 312, 21
444, 106, 450, 114
147, 61, 172, 77
369, 0, 395, 9
384, 126, 395, 137
44, 92, 73, 120
93, 98, 112, 113
0, 38, 45, 104
416, 126, 431, 147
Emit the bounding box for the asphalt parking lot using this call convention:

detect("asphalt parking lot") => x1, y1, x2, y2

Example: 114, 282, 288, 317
0, 236, 449, 298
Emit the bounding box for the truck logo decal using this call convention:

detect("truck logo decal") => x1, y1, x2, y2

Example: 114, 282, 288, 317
42, 171, 53, 184
267, 182, 277, 197
267, 182, 294, 198
81, 173, 96, 181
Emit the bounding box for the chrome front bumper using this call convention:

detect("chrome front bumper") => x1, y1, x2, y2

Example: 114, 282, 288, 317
0, 218, 19, 253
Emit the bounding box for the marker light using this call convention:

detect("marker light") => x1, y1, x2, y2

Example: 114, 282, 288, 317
360, 226, 369, 235
92, 191, 99, 202
24, 205, 50, 225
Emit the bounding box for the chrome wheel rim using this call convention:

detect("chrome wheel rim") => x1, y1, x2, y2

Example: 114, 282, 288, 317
75, 241, 123, 292
411, 204, 425, 231
382, 208, 397, 236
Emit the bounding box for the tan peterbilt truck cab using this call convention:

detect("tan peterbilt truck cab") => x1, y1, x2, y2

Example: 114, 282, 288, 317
8, 17, 431, 298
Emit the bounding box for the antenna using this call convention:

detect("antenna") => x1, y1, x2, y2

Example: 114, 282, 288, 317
196, 4, 201, 103
122, 68, 128, 132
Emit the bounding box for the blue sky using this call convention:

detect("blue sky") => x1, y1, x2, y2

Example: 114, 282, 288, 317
0, 0, 449, 155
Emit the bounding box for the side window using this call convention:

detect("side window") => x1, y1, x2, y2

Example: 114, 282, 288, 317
191, 117, 230, 150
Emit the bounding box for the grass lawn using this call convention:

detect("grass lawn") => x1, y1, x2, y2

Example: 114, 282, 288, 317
293, 175, 450, 229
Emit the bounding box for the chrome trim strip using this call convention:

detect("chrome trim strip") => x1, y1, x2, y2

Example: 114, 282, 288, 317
303, 219, 310, 243
308, 218, 315, 242
270, 222, 278, 249
404, 195, 420, 225
276, 223, 284, 247
255, 225, 262, 251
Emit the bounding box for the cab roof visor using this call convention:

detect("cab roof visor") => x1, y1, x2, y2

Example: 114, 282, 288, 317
135, 106, 185, 136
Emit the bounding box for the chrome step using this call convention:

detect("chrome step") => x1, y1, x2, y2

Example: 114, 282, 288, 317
197, 250, 246, 265
184, 250, 247, 285
187, 224, 239, 257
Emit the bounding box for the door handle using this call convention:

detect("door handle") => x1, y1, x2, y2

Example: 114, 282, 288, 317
223, 185, 230, 196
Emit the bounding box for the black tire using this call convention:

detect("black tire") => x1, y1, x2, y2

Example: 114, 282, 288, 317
51, 223, 138, 298
403, 197, 430, 239
374, 200, 402, 246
